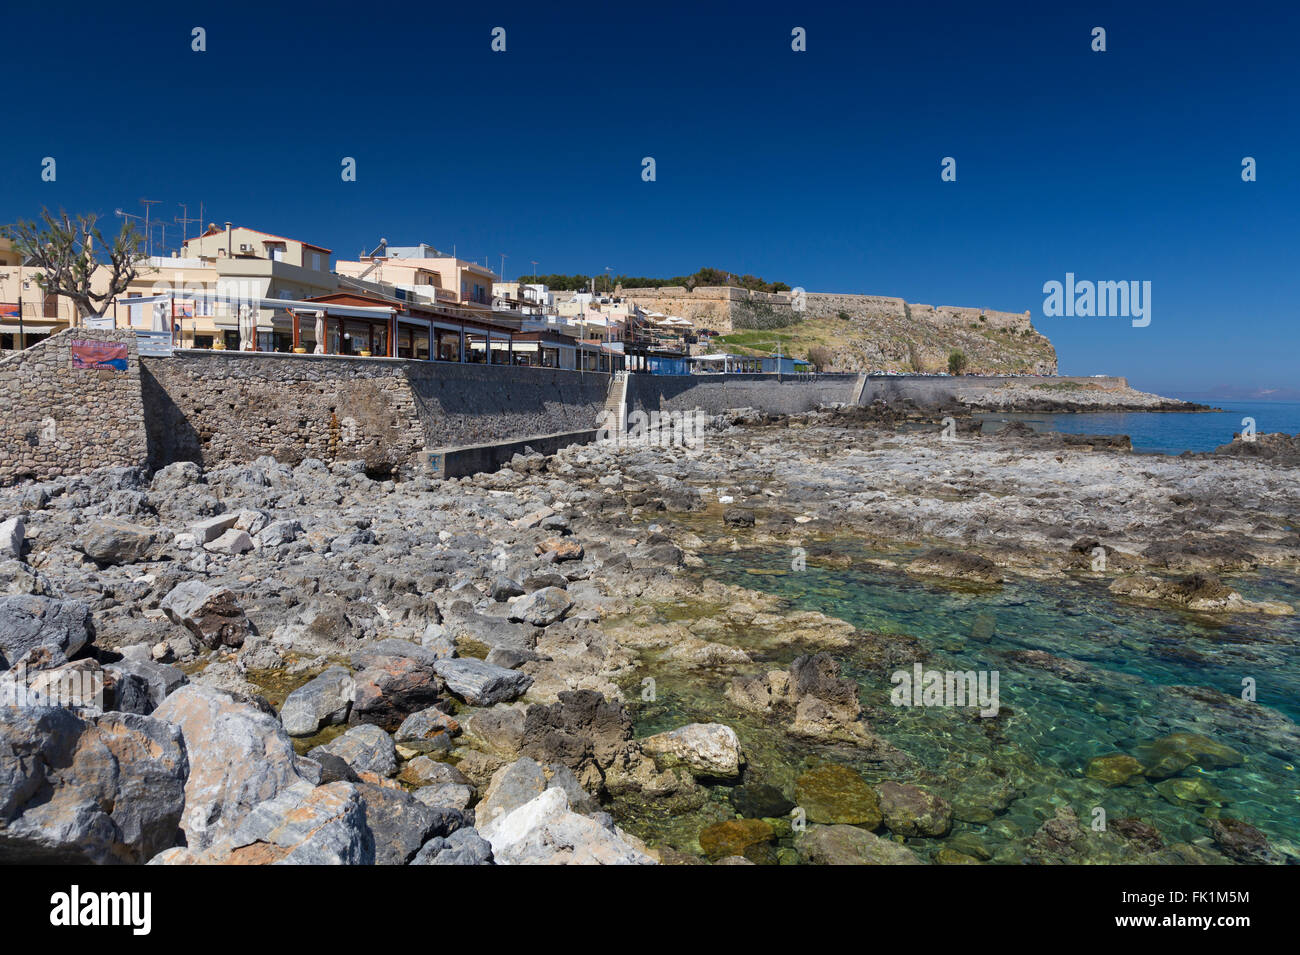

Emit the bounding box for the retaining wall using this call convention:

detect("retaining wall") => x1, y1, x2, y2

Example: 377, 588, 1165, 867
0, 329, 148, 485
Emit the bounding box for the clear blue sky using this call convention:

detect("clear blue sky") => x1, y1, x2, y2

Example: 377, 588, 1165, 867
3, 1, 1296, 397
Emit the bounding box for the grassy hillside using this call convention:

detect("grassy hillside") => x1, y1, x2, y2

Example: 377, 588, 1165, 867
715, 313, 1057, 374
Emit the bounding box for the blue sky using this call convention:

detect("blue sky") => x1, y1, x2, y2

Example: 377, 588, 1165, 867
2, 1, 1296, 396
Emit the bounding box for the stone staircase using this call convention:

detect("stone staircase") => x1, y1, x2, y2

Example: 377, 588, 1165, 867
602, 371, 628, 437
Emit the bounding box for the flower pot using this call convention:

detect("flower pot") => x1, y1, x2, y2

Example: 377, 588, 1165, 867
213, 342, 226, 350
293, 347, 307, 354
360, 350, 372, 357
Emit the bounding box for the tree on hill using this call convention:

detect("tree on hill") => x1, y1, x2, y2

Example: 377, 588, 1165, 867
3, 209, 142, 318
948, 349, 968, 375
807, 345, 834, 372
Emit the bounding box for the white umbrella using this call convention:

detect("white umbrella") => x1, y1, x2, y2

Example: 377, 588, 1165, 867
314, 311, 325, 354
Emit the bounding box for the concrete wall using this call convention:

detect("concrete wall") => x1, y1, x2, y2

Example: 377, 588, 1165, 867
404, 362, 610, 447
626, 373, 859, 418
0, 329, 148, 485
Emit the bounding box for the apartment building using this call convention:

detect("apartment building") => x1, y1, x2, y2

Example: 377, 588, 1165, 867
335, 244, 496, 313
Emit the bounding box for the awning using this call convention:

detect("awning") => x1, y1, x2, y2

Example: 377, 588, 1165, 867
0, 324, 57, 334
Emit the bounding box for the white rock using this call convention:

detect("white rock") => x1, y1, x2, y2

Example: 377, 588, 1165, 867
480, 787, 655, 865
205, 529, 254, 555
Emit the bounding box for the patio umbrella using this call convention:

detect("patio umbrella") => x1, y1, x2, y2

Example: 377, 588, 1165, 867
238, 305, 251, 351
314, 311, 325, 354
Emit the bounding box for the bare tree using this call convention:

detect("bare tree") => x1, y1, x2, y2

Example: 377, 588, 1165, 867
3, 209, 143, 319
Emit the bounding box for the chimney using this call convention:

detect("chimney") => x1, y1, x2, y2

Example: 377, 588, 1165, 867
225, 222, 233, 257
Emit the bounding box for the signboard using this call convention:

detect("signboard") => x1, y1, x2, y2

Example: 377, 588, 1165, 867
0, 303, 18, 320
172, 299, 195, 319
135, 331, 174, 357
70, 340, 128, 371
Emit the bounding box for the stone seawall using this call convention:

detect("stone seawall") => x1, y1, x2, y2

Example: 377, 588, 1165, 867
626, 373, 859, 418
141, 352, 427, 475
0, 329, 148, 485
142, 352, 612, 475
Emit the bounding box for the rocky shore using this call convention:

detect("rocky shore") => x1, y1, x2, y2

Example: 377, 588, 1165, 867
1, 403, 1296, 865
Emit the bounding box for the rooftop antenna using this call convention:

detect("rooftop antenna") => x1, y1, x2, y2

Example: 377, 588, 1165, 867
139, 199, 161, 257
499, 253, 507, 281
531, 259, 538, 279
174, 203, 199, 250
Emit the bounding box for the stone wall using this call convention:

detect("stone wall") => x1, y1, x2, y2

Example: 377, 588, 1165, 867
140, 352, 426, 475
139, 352, 612, 476
0, 329, 148, 485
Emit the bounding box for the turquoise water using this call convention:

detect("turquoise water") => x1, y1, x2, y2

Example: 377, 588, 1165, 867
619, 543, 1300, 860
977, 400, 1300, 455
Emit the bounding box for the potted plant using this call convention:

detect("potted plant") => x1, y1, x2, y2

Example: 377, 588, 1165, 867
360, 349, 372, 357
293, 346, 308, 354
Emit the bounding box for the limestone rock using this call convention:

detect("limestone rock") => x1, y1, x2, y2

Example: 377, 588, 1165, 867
159, 581, 252, 649
435, 657, 533, 706
639, 722, 744, 779
0, 707, 187, 864
280, 666, 355, 737
153, 684, 310, 850
480, 787, 654, 865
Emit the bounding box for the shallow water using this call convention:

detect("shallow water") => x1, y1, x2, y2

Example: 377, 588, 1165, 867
976, 399, 1300, 454
615, 542, 1300, 862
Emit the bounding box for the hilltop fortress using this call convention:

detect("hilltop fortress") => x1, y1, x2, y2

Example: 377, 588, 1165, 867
617, 286, 1058, 375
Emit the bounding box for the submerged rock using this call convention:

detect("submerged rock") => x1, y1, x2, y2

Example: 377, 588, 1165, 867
874, 781, 952, 837
796, 824, 923, 865
698, 818, 775, 862
795, 764, 882, 827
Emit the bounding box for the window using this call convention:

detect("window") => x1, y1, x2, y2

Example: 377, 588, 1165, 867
43, 294, 59, 318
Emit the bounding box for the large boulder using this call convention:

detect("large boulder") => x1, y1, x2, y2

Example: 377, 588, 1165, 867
102, 658, 188, 715
349, 655, 442, 732
480, 787, 654, 865
159, 581, 252, 649
508, 587, 573, 627
152, 781, 375, 865
280, 666, 354, 737
0, 516, 24, 559
411, 827, 494, 865
152, 685, 310, 850
434, 657, 532, 706
519, 690, 634, 777
0, 595, 92, 669
0, 707, 187, 864
308, 724, 397, 778
356, 782, 466, 865
639, 723, 744, 779
77, 520, 157, 567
